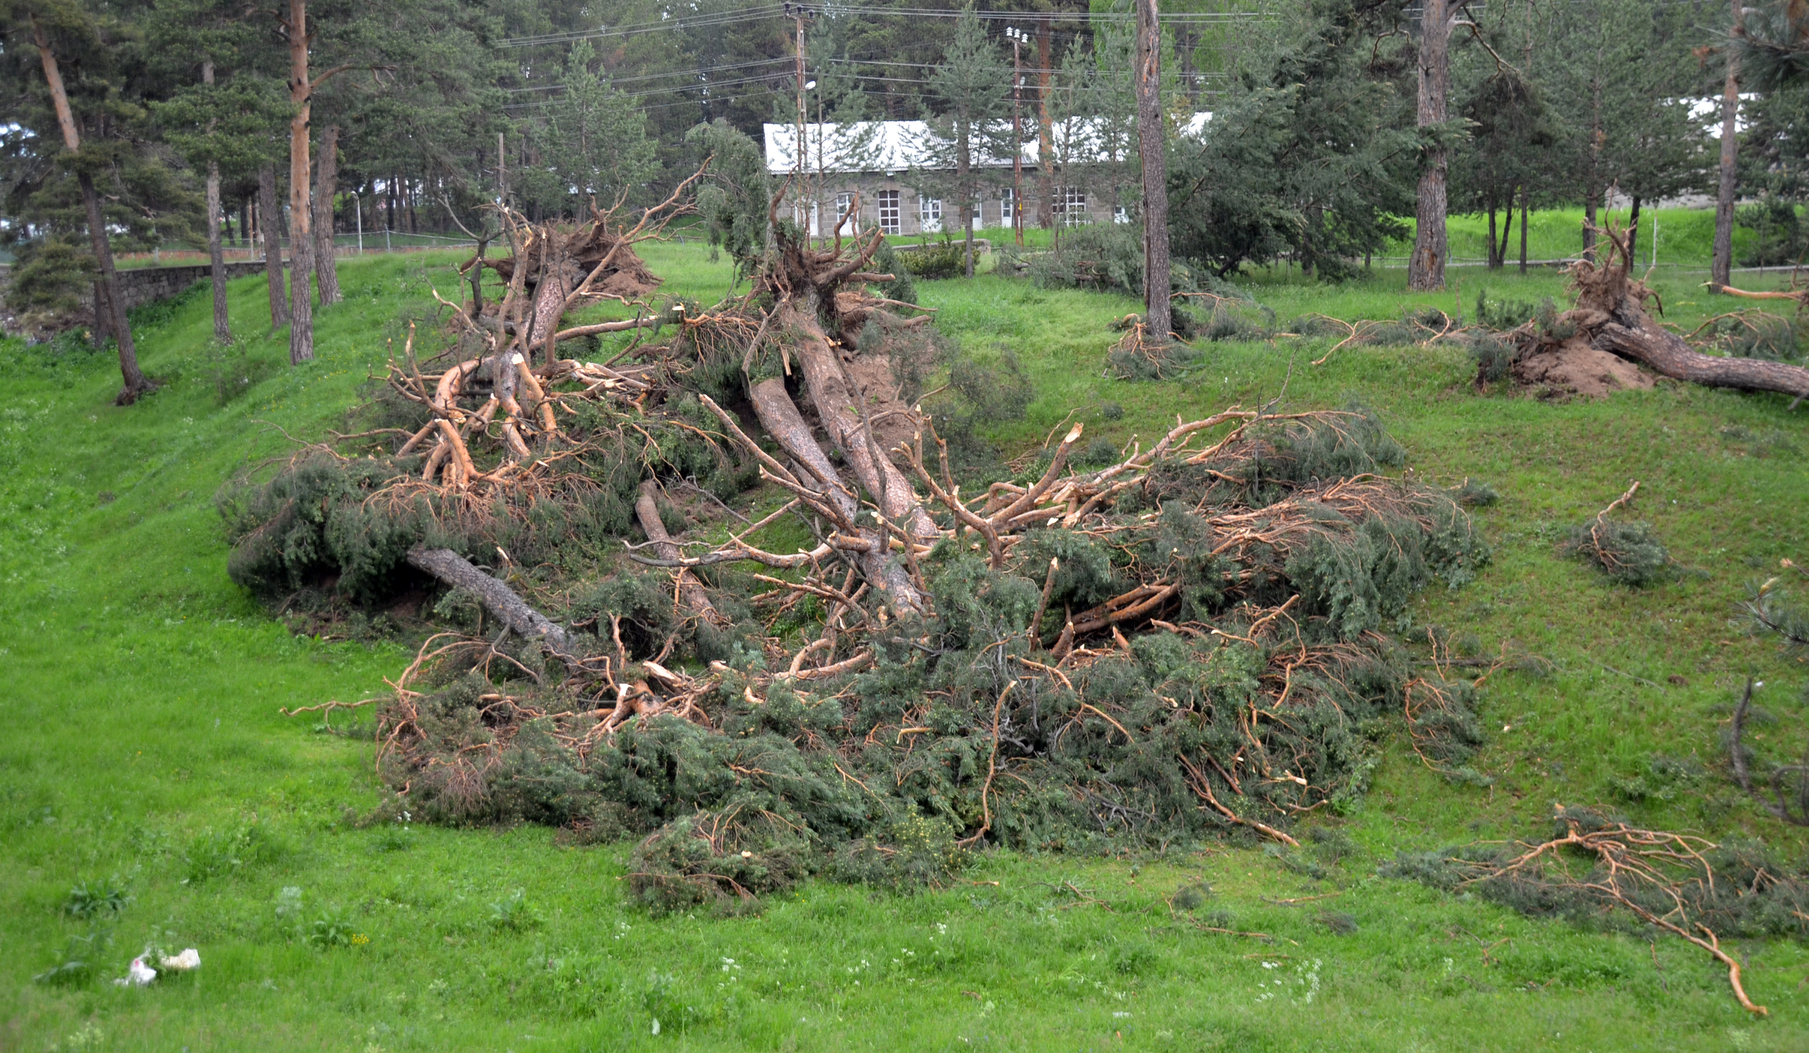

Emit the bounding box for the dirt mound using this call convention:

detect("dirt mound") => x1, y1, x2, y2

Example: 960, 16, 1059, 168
1511, 336, 1654, 398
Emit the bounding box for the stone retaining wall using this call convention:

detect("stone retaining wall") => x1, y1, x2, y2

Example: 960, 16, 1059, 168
107, 261, 274, 311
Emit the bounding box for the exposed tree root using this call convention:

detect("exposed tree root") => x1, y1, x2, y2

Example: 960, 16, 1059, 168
1506, 223, 1809, 400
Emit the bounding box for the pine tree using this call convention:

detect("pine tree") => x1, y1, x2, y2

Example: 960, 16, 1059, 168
916, 5, 1011, 278
1, 0, 196, 402
544, 39, 661, 213
1168, 0, 1416, 279
146, 0, 290, 344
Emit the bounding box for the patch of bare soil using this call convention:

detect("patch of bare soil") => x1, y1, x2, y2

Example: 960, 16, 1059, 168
1511, 336, 1654, 398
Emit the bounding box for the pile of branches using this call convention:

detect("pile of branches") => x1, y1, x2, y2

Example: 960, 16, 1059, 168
361, 405, 1490, 909
1389, 806, 1809, 1015
233, 180, 1493, 912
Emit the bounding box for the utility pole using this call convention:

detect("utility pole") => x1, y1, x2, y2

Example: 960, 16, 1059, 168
786, 3, 811, 180
497, 131, 506, 205
1007, 26, 1025, 247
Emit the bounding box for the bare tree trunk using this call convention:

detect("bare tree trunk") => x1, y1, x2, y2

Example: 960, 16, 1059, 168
289, 214, 315, 364
1036, 22, 1055, 231
202, 61, 232, 345
31, 15, 150, 403
1408, 0, 1451, 291
259, 164, 288, 326
1135, 0, 1172, 341
1487, 204, 1499, 269
207, 162, 232, 344
747, 376, 923, 613
313, 125, 341, 305
1711, 0, 1742, 291
958, 122, 976, 278
285, 0, 315, 363
1626, 196, 1642, 265
1518, 184, 1530, 274
91, 280, 110, 347
783, 298, 937, 541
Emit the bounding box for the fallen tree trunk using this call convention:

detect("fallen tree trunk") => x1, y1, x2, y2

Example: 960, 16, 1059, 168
1593, 321, 1809, 399
406, 545, 575, 656
782, 298, 938, 540
747, 377, 924, 614
1565, 224, 1809, 401
635, 480, 722, 625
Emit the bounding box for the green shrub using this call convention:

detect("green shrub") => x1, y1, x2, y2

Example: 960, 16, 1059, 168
1562, 518, 1671, 587
896, 238, 963, 280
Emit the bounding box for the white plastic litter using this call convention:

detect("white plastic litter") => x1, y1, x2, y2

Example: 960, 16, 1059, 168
113, 957, 157, 987
159, 948, 201, 971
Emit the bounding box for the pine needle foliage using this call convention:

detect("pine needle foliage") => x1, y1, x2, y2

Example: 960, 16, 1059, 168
370, 409, 1491, 911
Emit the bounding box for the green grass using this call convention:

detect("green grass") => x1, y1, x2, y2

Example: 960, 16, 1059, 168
3, 245, 1808, 1051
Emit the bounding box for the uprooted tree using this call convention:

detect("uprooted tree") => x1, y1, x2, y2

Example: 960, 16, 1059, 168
225, 148, 1498, 910
1503, 223, 1809, 402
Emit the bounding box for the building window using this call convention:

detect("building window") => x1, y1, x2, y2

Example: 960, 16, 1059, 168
1001, 187, 1015, 227
1059, 186, 1087, 227
835, 192, 857, 235
1113, 206, 1130, 225
919, 195, 942, 233
878, 189, 900, 235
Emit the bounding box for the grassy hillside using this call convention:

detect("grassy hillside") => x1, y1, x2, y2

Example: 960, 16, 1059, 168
2, 247, 1807, 1051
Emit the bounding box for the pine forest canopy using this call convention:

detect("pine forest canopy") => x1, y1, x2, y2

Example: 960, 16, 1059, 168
0, 0, 1777, 355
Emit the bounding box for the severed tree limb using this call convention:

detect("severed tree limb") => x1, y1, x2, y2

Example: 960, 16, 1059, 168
406, 546, 576, 659
635, 480, 722, 625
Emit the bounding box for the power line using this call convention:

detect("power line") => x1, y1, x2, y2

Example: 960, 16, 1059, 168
498, 4, 1273, 51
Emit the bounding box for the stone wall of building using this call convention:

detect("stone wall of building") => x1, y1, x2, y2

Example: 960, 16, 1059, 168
789, 176, 1118, 238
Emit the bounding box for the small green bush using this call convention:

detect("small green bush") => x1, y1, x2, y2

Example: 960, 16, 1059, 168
896, 239, 963, 280
1562, 518, 1671, 587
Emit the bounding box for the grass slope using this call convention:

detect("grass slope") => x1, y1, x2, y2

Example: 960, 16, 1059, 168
2, 248, 1807, 1052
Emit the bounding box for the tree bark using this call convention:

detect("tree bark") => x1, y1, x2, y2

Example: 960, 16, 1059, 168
259, 164, 288, 325
1594, 323, 1809, 400
1135, 0, 1172, 341
313, 125, 341, 305
286, 0, 315, 363
207, 163, 231, 343
203, 61, 232, 345
1486, 204, 1498, 269
32, 15, 150, 403
782, 298, 937, 541
1408, 0, 1451, 291
406, 546, 576, 656
289, 212, 315, 364
1626, 196, 1641, 266
959, 122, 975, 279
747, 376, 924, 614
1499, 203, 1513, 269
1518, 184, 1529, 274
1711, 0, 1742, 291
635, 480, 721, 624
